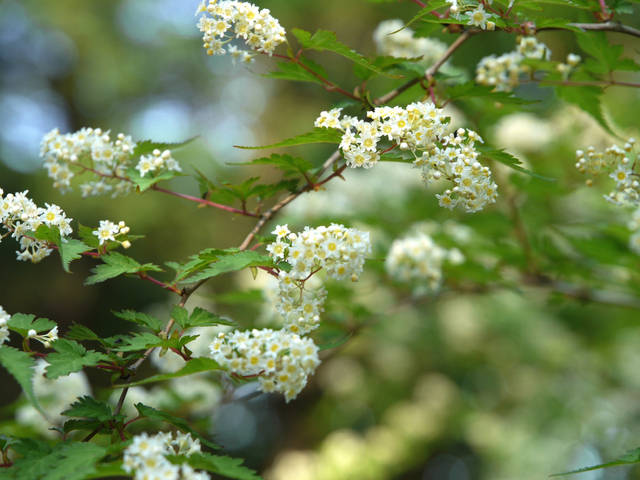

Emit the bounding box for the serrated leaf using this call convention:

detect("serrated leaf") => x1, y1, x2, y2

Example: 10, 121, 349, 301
263, 57, 327, 84
62, 396, 113, 422
84, 462, 127, 479
110, 332, 164, 352
0, 346, 42, 414
59, 238, 91, 273
84, 252, 142, 285
551, 447, 640, 476
446, 82, 538, 105
555, 84, 615, 136
7, 313, 56, 337
3, 440, 107, 480
45, 339, 109, 379
235, 127, 342, 150
189, 307, 233, 327
232, 153, 314, 177
576, 32, 640, 75
477, 145, 555, 181
113, 309, 163, 332
126, 168, 181, 192
65, 324, 105, 345
77, 224, 100, 249
182, 452, 262, 480
292, 28, 386, 76
132, 137, 197, 158
135, 403, 218, 450
118, 357, 220, 387
181, 250, 274, 284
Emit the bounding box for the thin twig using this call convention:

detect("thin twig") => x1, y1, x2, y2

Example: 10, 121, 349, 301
539, 21, 640, 38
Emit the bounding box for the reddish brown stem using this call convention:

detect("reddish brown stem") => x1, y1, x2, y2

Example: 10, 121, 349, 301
137, 271, 182, 295
150, 185, 258, 217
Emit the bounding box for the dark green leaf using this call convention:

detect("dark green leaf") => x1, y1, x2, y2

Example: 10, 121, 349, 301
182, 452, 262, 480
181, 250, 274, 284
232, 153, 314, 177
113, 309, 163, 332
110, 332, 164, 352
59, 239, 91, 273
0, 347, 42, 414
446, 82, 538, 105
477, 145, 556, 181
84, 252, 142, 286
263, 57, 327, 84
65, 324, 105, 345
555, 84, 615, 136
7, 313, 56, 337
62, 396, 113, 422
45, 339, 109, 379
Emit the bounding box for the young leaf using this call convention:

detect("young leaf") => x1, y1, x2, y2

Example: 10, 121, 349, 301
135, 403, 219, 450
263, 57, 327, 84
477, 145, 555, 181
446, 82, 538, 105
235, 127, 342, 150
110, 332, 164, 352
59, 238, 91, 273
182, 452, 262, 480
576, 32, 640, 75
189, 307, 234, 327
84, 252, 143, 285
126, 168, 181, 192
232, 153, 314, 178
0, 346, 42, 414
45, 339, 109, 379
4, 440, 107, 480
65, 324, 105, 345
62, 396, 114, 422
118, 357, 220, 387
7, 313, 56, 337
554, 84, 615, 136
113, 309, 163, 332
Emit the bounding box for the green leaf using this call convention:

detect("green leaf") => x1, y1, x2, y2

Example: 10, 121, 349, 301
263, 57, 328, 84
0, 346, 42, 414
446, 82, 538, 105
84, 252, 142, 285
4, 440, 107, 480
65, 324, 105, 345
118, 357, 220, 387
45, 339, 109, 379
232, 153, 314, 178
7, 313, 56, 337
551, 447, 640, 476
132, 136, 197, 158
77, 224, 100, 249
61, 396, 113, 422
235, 127, 342, 150
181, 250, 274, 284
126, 168, 181, 192
576, 32, 640, 75
59, 239, 91, 273
292, 28, 385, 76
84, 462, 126, 479
555, 84, 615, 136
113, 309, 163, 332
134, 403, 219, 450
188, 307, 234, 327
182, 452, 262, 480
110, 332, 164, 352
477, 145, 556, 181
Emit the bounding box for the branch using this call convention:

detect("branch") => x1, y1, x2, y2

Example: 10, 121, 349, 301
150, 185, 258, 217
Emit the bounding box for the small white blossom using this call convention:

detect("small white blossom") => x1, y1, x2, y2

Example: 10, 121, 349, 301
0, 306, 10, 346
373, 19, 448, 67
93, 219, 130, 246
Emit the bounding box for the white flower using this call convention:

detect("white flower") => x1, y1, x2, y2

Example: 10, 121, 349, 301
468, 5, 488, 29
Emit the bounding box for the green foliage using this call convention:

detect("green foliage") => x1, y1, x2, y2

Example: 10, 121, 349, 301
233, 153, 315, 179
477, 145, 555, 181
235, 127, 342, 150
177, 452, 262, 480
2, 440, 107, 480
445, 82, 538, 105
34, 225, 91, 273
45, 339, 109, 379
131, 137, 197, 158
126, 168, 182, 192
0, 347, 41, 414
7, 313, 56, 337
113, 309, 163, 332
109, 332, 164, 352
554, 84, 615, 136
263, 57, 328, 84
170, 248, 274, 284
119, 357, 220, 387
61, 396, 114, 422
85, 252, 161, 286
576, 32, 640, 75
134, 403, 219, 450
551, 447, 640, 476
171, 306, 233, 329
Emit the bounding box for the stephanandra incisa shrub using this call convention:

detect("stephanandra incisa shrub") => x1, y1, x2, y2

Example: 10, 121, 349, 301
1, 0, 640, 478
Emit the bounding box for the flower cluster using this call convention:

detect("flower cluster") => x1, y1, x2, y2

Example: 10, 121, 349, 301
123, 432, 208, 480
267, 224, 371, 334
210, 328, 320, 402
40, 128, 182, 197
93, 219, 131, 247
136, 149, 182, 178
315, 104, 498, 212
386, 232, 464, 292
556, 53, 581, 79
475, 36, 551, 91
575, 138, 639, 206
1, 188, 73, 262
373, 19, 447, 65
0, 306, 10, 346
196, 0, 286, 63
28, 326, 59, 349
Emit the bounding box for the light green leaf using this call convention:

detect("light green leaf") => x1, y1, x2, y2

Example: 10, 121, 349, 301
182, 452, 262, 480
84, 252, 142, 285
118, 357, 220, 387
188, 307, 234, 327
132, 136, 197, 157
45, 339, 109, 379
231, 153, 314, 177
292, 28, 385, 76
235, 127, 342, 150
181, 250, 274, 284
555, 84, 615, 136
110, 332, 164, 352
263, 58, 327, 84
8, 313, 56, 337
59, 239, 91, 273
551, 447, 640, 476
113, 309, 163, 332
0, 347, 42, 414
477, 145, 555, 181
126, 168, 181, 192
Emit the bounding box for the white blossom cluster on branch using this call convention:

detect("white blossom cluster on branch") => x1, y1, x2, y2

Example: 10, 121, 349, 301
123, 432, 208, 480
475, 36, 551, 92
0, 187, 73, 262
373, 19, 448, 65
315, 103, 498, 212
210, 328, 320, 402
40, 128, 181, 197
0, 306, 10, 346
196, 0, 286, 63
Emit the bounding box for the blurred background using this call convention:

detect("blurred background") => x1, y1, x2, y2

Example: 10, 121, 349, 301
1, 0, 640, 479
